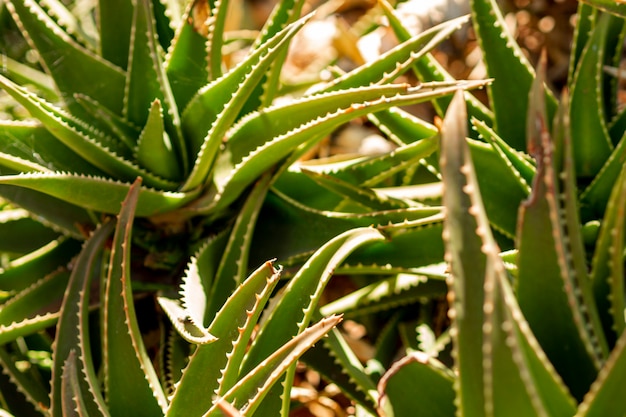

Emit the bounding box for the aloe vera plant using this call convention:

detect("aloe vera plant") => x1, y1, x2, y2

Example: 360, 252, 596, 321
7, 0, 626, 415
0, 0, 490, 415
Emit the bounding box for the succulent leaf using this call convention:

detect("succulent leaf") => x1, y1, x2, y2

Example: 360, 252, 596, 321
516, 70, 606, 400
136, 100, 182, 180
377, 352, 455, 417
49, 221, 115, 417
6, 0, 126, 116
470, 0, 557, 150
569, 12, 616, 179
0, 172, 200, 216
103, 179, 167, 416
206, 315, 343, 417
166, 261, 281, 416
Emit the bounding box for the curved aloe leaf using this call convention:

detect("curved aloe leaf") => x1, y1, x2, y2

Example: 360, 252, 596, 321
0, 269, 69, 328
136, 100, 181, 181
250, 190, 442, 268
166, 261, 281, 417
517, 74, 606, 400
49, 221, 115, 417
379, 0, 492, 124
590, 164, 626, 345
0, 209, 59, 254
320, 272, 447, 317
569, 13, 615, 179
581, 0, 626, 18
0, 184, 94, 238
0, 173, 200, 216
0, 121, 105, 176
0, 237, 80, 292
6, 0, 125, 115
378, 352, 455, 417
242, 227, 385, 415
103, 179, 167, 416
0, 346, 49, 415
203, 172, 272, 320
206, 315, 342, 417
165, 0, 210, 110
125, 0, 186, 172
301, 323, 378, 413
208, 81, 487, 213
322, 15, 471, 92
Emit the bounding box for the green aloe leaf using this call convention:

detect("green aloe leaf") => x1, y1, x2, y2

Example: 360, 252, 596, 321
301, 324, 378, 413
0, 209, 59, 254
165, 0, 210, 110
98, 0, 133, 69
136, 100, 181, 181
0, 315, 59, 346
125, 0, 186, 172
580, 129, 626, 220
301, 168, 416, 212
6, 0, 125, 116
0, 55, 56, 100
0, 121, 105, 176
158, 296, 217, 345
206, 315, 342, 417
0, 269, 69, 328
569, 2, 596, 83
0, 237, 80, 292
205, 0, 228, 79
379, 0, 492, 124
471, 118, 535, 190
0, 346, 49, 415
470, 0, 557, 150
576, 330, 626, 416
242, 0, 307, 110
61, 350, 91, 417
368, 107, 438, 146
320, 272, 447, 317
516, 72, 606, 400
0, 172, 200, 216
103, 179, 167, 416
242, 227, 385, 415
301, 135, 439, 189
439, 90, 487, 414
49, 221, 115, 417
378, 352, 455, 417
590, 164, 626, 345
569, 12, 616, 179
203, 172, 272, 321
250, 190, 443, 269
0, 184, 94, 238
166, 261, 281, 417
322, 15, 471, 92
581, 0, 626, 18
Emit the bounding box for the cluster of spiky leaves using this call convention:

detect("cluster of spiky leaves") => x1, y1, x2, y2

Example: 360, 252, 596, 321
5, 0, 626, 415
377, 0, 626, 416
0, 0, 489, 415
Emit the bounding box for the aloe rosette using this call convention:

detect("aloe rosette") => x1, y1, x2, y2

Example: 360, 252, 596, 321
0, 0, 491, 415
